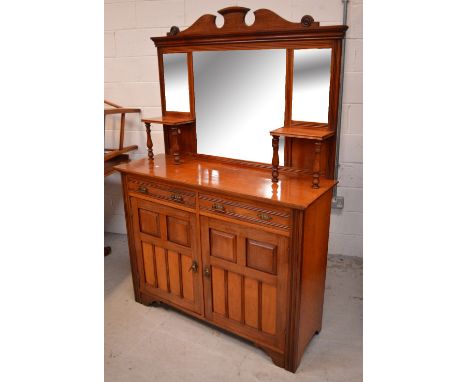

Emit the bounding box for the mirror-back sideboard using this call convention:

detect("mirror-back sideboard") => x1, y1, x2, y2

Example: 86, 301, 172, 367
115, 7, 348, 372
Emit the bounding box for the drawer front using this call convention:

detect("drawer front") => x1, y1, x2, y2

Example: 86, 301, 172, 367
199, 193, 291, 231
128, 177, 196, 209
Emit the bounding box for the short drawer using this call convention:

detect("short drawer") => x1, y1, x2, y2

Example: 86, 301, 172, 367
199, 193, 291, 231
127, 177, 196, 209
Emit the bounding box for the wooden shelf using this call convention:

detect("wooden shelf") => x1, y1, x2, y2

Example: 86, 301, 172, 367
104, 107, 141, 116
141, 115, 195, 126
270, 126, 335, 141
104, 145, 138, 162
104, 154, 130, 177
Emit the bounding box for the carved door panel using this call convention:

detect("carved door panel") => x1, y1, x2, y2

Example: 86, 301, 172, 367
131, 197, 203, 314
200, 216, 289, 350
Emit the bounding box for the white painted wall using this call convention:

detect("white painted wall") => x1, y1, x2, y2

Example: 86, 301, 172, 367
104, 0, 363, 257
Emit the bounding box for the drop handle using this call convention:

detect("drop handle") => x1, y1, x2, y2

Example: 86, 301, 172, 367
211, 203, 226, 213
188, 260, 198, 273
137, 186, 148, 194
257, 212, 272, 221
171, 193, 184, 203
203, 267, 211, 278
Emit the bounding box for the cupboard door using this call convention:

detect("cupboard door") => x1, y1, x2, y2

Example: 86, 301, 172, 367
131, 197, 203, 314
200, 216, 289, 350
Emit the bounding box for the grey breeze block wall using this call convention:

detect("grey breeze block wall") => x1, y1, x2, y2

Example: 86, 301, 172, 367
104, 0, 363, 257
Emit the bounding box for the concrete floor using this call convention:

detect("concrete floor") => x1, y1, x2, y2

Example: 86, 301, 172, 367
105, 233, 362, 382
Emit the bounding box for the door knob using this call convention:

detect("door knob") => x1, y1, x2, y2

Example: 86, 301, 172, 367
203, 267, 211, 278
188, 260, 198, 273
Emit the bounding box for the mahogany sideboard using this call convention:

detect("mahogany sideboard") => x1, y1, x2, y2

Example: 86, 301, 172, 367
115, 155, 335, 372
113, 6, 347, 373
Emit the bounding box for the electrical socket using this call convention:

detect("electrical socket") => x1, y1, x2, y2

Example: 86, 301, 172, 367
332, 196, 344, 209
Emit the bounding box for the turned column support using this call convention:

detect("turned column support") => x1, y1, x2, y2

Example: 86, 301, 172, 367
170, 126, 181, 164
312, 141, 322, 189
271, 135, 280, 183
144, 122, 154, 160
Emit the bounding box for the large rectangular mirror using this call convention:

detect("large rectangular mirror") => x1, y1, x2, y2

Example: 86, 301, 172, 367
292, 48, 332, 123
163, 53, 190, 112
193, 49, 286, 165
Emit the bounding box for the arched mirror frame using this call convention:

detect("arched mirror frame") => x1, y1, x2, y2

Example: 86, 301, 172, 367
152, 7, 347, 182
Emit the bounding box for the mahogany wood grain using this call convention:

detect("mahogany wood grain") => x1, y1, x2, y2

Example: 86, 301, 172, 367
127, 176, 196, 210
244, 278, 259, 329
169, 126, 181, 164
296, 191, 333, 368
115, 6, 347, 373
151, 9, 345, 179
141, 114, 195, 126
312, 141, 322, 188
152, 7, 346, 49
198, 192, 291, 232
270, 126, 335, 141
130, 197, 203, 314
119, 169, 334, 371
181, 254, 195, 301
187, 52, 196, 118
227, 272, 242, 322
271, 136, 280, 183
115, 155, 336, 210
284, 49, 294, 128
200, 215, 289, 352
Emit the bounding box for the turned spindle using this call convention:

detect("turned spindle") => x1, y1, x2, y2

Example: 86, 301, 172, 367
145, 122, 154, 160
271, 135, 280, 182
170, 126, 181, 164
312, 141, 322, 188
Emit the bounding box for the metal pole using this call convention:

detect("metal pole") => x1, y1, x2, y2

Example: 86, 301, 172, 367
333, 0, 349, 205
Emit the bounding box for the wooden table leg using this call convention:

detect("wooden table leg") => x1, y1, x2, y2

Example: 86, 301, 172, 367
170, 126, 181, 164
271, 135, 279, 183
312, 141, 322, 189
145, 122, 154, 160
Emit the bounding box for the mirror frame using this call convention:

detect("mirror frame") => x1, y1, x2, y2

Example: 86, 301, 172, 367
152, 7, 347, 178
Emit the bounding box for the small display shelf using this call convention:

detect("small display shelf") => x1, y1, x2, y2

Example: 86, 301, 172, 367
270, 125, 335, 141
141, 115, 195, 126
270, 122, 335, 188
142, 114, 195, 163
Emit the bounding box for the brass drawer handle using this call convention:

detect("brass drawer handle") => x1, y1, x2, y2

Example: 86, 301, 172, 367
257, 212, 272, 221
137, 186, 148, 194
170, 193, 184, 203
211, 203, 226, 213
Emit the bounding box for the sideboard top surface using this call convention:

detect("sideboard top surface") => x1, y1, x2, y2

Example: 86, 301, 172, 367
115, 155, 336, 210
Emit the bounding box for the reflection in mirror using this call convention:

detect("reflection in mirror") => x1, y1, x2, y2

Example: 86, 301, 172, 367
292, 49, 332, 122
193, 50, 286, 165
163, 53, 190, 112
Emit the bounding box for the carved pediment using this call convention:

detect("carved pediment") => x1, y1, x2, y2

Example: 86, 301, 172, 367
179, 7, 319, 36
153, 6, 347, 46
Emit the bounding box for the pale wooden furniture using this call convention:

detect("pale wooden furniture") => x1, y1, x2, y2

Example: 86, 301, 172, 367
115, 7, 347, 372
104, 100, 140, 255
104, 100, 140, 177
